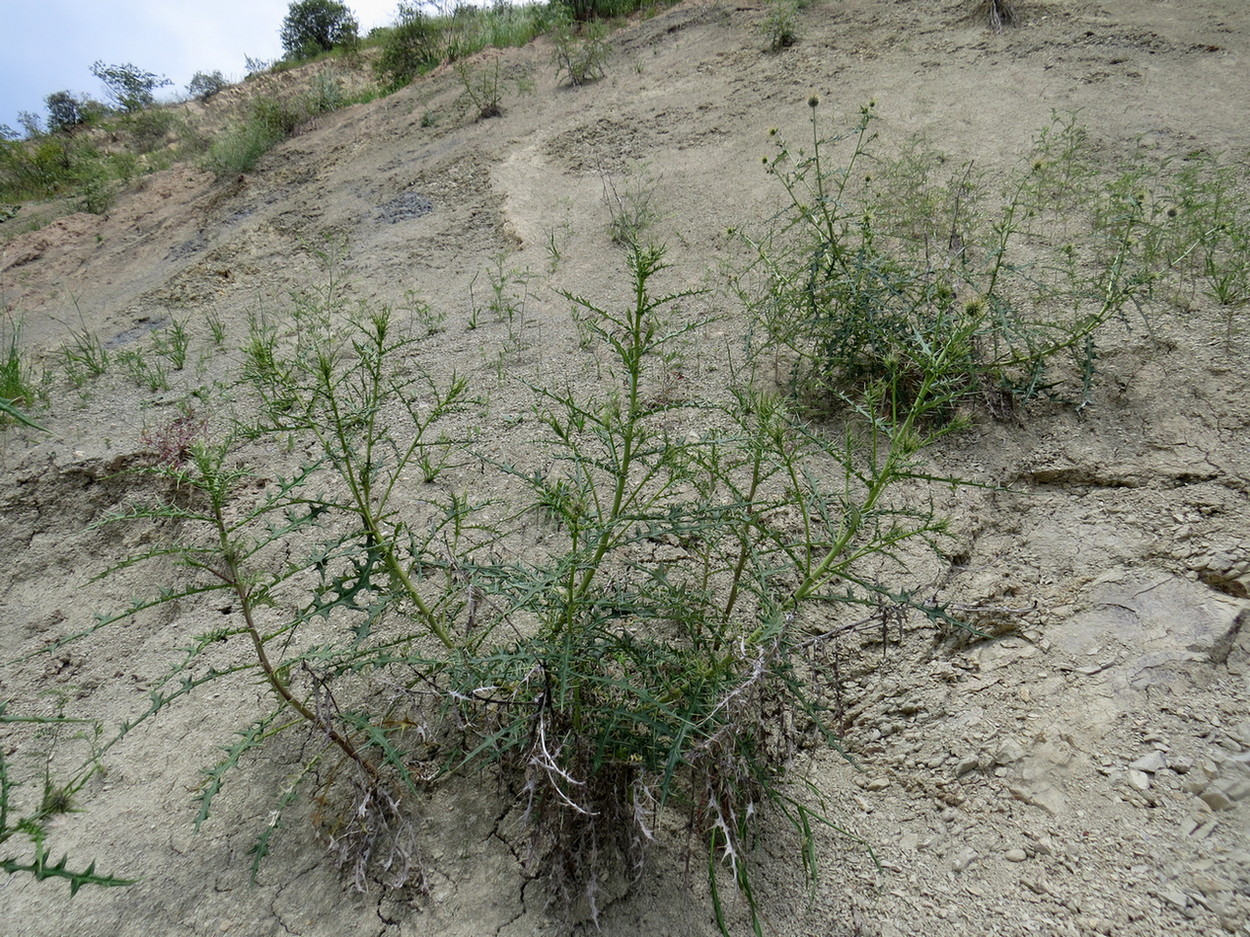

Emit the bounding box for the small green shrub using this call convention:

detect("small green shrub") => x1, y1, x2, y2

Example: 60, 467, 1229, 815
306, 68, 346, 113
552, 19, 610, 86
72, 159, 116, 214
739, 101, 1180, 417
119, 109, 180, 154
454, 57, 504, 119
761, 0, 799, 50
557, 0, 649, 21
373, 4, 443, 89
602, 167, 660, 247
202, 96, 305, 177
72, 240, 955, 932
187, 70, 228, 102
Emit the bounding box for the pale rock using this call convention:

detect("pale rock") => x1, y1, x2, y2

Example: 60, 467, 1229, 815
951, 847, 978, 872
1223, 777, 1250, 801
1127, 769, 1152, 791
955, 756, 979, 777
1158, 887, 1189, 910
1130, 750, 1168, 773
1181, 776, 1208, 795
1199, 787, 1235, 811
1005, 848, 1028, 862
1230, 719, 1250, 748
1009, 782, 1067, 816
1189, 872, 1233, 896
1022, 760, 1049, 783
1169, 755, 1194, 774
996, 738, 1027, 765
1190, 818, 1219, 840
1226, 751, 1250, 779
1028, 834, 1057, 857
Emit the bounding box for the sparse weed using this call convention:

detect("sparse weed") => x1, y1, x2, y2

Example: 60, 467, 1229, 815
59, 327, 110, 389
1151, 150, 1250, 345
205, 310, 227, 346
552, 19, 610, 86
115, 348, 169, 392
761, 0, 799, 50
66, 243, 955, 934
400, 289, 446, 336
602, 167, 661, 248
454, 56, 504, 120
87, 292, 475, 889
1, 325, 36, 408
470, 253, 533, 327
1, 322, 44, 430
139, 406, 208, 467
152, 316, 191, 370
0, 704, 131, 893
738, 101, 1180, 417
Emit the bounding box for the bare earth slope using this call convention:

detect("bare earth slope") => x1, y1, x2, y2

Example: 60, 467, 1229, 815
2, 2, 1248, 935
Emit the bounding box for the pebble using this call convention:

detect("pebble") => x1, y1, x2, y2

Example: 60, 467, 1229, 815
866, 777, 891, 792
1005, 848, 1028, 862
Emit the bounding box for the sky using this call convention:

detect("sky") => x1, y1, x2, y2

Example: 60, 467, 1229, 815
0, 0, 408, 133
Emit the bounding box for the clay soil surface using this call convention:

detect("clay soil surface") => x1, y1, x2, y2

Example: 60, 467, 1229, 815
2, 2, 1249, 935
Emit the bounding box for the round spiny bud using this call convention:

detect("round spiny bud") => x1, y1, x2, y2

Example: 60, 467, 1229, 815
808, 95, 820, 108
